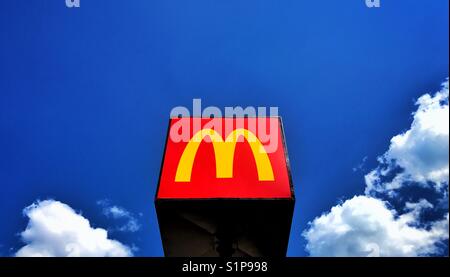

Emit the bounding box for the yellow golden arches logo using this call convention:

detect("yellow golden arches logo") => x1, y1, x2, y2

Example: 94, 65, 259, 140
175, 128, 274, 182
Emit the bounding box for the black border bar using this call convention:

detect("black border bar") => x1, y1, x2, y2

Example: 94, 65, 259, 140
0, 257, 448, 275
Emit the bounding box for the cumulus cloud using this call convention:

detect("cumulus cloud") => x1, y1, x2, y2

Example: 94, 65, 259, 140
303, 79, 449, 257
303, 196, 449, 257
365, 80, 449, 195
15, 200, 133, 257
97, 200, 141, 233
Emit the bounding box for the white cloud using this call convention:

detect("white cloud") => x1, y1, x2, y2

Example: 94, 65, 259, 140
303, 196, 449, 257
404, 199, 433, 215
97, 200, 141, 233
304, 79, 449, 257
15, 200, 133, 257
107, 206, 130, 218
352, 156, 368, 172
365, 79, 449, 195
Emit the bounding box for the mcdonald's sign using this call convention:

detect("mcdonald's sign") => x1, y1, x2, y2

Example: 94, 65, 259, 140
155, 117, 294, 257
157, 117, 293, 199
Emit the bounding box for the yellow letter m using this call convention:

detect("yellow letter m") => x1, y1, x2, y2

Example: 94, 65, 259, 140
175, 129, 274, 182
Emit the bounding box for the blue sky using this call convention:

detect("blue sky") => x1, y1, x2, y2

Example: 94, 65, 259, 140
0, 0, 448, 256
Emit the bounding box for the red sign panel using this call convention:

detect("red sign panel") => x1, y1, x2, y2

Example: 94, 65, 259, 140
157, 117, 292, 199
